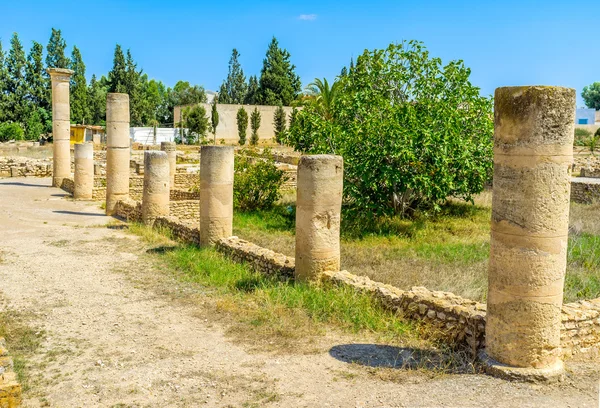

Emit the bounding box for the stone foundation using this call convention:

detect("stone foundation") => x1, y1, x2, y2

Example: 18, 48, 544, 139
0, 157, 52, 178
0, 338, 22, 407
570, 179, 600, 204
216, 237, 295, 278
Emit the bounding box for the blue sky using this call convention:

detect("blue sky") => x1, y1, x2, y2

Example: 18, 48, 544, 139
1, 0, 597, 106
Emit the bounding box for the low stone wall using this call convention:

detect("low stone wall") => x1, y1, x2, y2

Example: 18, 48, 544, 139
169, 200, 199, 221
579, 168, 600, 178
60, 178, 74, 194
322, 271, 487, 352
571, 179, 600, 204
114, 199, 142, 222
216, 237, 295, 278
154, 217, 200, 245
561, 298, 600, 357
0, 338, 22, 407
0, 157, 52, 178
174, 173, 198, 190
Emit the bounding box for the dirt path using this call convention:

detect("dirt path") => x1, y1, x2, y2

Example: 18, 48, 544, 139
0, 177, 599, 407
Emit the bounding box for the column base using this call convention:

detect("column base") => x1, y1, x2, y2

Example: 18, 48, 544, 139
478, 350, 564, 383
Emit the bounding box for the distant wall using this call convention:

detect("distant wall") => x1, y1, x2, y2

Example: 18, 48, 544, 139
576, 108, 596, 125
173, 104, 297, 144
130, 127, 182, 145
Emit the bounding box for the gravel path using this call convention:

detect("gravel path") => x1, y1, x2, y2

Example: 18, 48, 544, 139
0, 177, 598, 407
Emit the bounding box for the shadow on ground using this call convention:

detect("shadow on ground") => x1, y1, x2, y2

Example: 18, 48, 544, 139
329, 344, 461, 371
0, 181, 50, 188
53, 210, 106, 217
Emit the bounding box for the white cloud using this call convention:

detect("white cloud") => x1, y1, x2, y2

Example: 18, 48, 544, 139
298, 14, 317, 21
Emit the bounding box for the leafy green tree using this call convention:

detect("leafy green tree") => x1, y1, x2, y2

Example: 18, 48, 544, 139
125, 49, 145, 126
183, 104, 209, 144
172, 81, 207, 106
70, 46, 90, 124
45, 28, 70, 69
273, 104, 286, 143
218, 49, 247, 104
236, 107, 248, 145
211, 97, 219, 143
582, 82, 600, 110
286, 40, 493, 218
250, 107, 261, 146
244, 75, 259, 104
25, 108, 44, 140
88, 74, 108, 125
257, 37, 301, 106
5, 33, 28, 124
25, 41, 49, 111
0, 122, 24, 142
107, 44, 127, 93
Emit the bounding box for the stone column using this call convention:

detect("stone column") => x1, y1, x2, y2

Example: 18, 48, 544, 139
142, 151, 170, 226
295, 155, 344, 282
161, 141, 177, 188
105, 93, 130, 215
482, 86, 575, 381
73, 143, 94, 200
199, 146, 234, 247
47, 68, 74, 187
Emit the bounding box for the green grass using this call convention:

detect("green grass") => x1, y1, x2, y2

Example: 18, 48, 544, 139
231, 196, 600, 303
162, 245, 415, 341
0, 309, 44, 392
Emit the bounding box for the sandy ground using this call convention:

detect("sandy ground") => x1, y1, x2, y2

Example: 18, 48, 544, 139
0, 177, 599, 407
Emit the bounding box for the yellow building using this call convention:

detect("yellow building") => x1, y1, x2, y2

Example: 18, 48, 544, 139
70, 125, 106, 145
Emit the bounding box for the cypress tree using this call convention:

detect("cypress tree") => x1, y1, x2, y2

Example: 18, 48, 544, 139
0, 40, 8, 123
25, 41, 48, 110
5, 33, 28, 124
70, 46, 90, 124
211, 97, 219, 143
257, 37, 301, 106
244, 75, 259, 104
107, 44, 127, 93
88, 74, 108, 125
250, 107, 261, 146
273, 104, 286, 144
45, 28, 70, 69
219, 49, 247, 104
236, 107, 248, 145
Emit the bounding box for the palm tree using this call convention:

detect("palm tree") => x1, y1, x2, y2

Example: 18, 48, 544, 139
305, 78, 338, 121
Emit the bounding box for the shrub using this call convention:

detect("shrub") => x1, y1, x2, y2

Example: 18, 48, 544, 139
234, 150, 287, 211
273, 104, 286, 144
250, 107, 261, 146
285, 40, 493, 218
575, 128, 592, 146
0, 122, 24, 142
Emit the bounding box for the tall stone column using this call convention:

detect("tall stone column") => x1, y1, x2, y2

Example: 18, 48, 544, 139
47, 68, 74, 187
142, 151, 170, 226
105, 93, 130, 215
482, 86, 575, 381
73, 143, 94, 200
199, 146, 234, 247
295, 155, 344, 282
161, 141, 177, 188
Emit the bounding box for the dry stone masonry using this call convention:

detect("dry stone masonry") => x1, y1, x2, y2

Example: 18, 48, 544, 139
295, 155, 343, 281
105, 93, 131, 215
73, 143, 94, 200
199, 146, 234, 247
483, 86, 575, 382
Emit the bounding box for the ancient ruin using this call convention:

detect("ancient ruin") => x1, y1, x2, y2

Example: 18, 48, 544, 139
47, 68, 74, 187
481, 86, 575, 381
294, 155, 343, 281
141, 151, 170, 226
160, 141, 177, 188
73, 143, 94, 200
199, 146, 234, 247
105, 93, 131, 215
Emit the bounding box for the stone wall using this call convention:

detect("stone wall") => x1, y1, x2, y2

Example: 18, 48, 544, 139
570, 179, 600, 204
174, 173, 198, 190
0, 157, 52, 178
0, 338, 22, 407
169, 200, 199, 221
215, 237, 295, 278
561, 298, 600, 357
170, 189, 200, 201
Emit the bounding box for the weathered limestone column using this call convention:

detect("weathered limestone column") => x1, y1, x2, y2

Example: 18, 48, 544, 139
199, 146, 234, 247
142, 151, 170, 225
73, 143, 94, 200
295, 155, 344, 281
105, 93, 130, 215
47, 68, 74, 187
161, 141, 177, 188
481, 86, 575, 381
